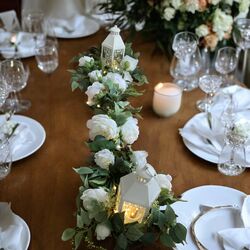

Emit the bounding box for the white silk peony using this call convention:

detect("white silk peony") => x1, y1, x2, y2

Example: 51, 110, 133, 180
85, 82, 104, 106
87, 114, 118, 140
81, 188, 108, 211
212, 9, 233, 40
121, 55, 138, 71
103, 72, 127, 91
131, 150, 148, 169
120, 117, 139, 144
95, 222, 111, 240
195, 24, 209, 38
234, 119, 250, 139
163, 7, 176, 21
79, 56, 94, 67
156, 174, 172, 190
94, 149, 115, 170
88, 70, 102, 82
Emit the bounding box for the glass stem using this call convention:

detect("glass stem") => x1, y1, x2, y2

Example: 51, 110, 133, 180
230, 146, 235, 166
206, 92, 213, 113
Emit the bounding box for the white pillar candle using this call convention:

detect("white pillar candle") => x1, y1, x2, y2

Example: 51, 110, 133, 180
153, 83, 182, 117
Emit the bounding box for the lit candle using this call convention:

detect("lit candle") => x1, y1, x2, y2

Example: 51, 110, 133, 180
153, 83, 182, 117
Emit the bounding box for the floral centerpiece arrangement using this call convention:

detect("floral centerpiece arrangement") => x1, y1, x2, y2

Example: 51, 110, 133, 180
62, 27, 186, 250
100, 0, 250, 52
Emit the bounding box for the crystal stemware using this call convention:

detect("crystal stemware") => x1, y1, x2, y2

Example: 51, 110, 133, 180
215, 47, 238, 87
218, 127, 248, 176
0, 136, 12, 180
196, 74, 222, 112
0, 59, 30, 114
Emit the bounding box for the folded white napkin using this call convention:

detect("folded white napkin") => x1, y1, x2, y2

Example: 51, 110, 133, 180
180, 114, 224, 155
0, 31, 35, 58
0, 202, 23, 250
10, 123, 34, 155
49, 15, 85, 34
212, 85, 250, 113
218, 196, 250, 250
0, 10, 20, 32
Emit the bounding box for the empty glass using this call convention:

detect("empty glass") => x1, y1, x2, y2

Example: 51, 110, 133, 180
218, 127, 247, 176
196, 74, 222, 112
0, 77, 10, 107
35, 38, 58, 74
0, 137, 12, 180
0, 59, 30, 114
215, 47, 238, 87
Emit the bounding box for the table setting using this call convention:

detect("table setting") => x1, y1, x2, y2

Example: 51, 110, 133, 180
1, 2, 250, 249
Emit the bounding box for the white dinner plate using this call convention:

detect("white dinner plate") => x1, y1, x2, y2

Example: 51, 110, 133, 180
14, 213, 31, 250
0, 115, 46, 162
193, 206, 243, 250
171, 185, 246, 250
52, 16, 100, 38
181, 111, 250, 164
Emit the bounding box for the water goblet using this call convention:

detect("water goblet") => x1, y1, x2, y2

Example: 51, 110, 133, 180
0, 136, 12, 180
196, 74, 222, 112
218, 125, 248, 176
35, 38, 59, 74
215, 47, 238, 87
1, 59, 29, 114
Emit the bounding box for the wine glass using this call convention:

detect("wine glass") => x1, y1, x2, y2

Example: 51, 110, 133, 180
233, 18, 250, 80
0, 136, 12, 180
196, 74, 222, 112
0, 59, 30, 114
218, 126, 248, 176
171, 32, 199, 91
215, 47, 238, 87
170, 47, 202, 91
0, 76, 10, 107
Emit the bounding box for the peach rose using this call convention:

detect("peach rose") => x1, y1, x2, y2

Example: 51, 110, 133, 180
199, 0, 208, 11
204, 33, 219, 50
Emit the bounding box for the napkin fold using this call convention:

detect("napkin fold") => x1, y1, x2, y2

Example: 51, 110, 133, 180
0, 31, 35, 58
49, 15, 86, 34
0, 202, 23, 250
179, 114, 224, 155
10, 123, 34, 155
218, 196, 250, 250
213, 85, 250, 113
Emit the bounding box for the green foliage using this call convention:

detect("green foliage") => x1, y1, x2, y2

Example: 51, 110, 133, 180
87, 135, 117, 152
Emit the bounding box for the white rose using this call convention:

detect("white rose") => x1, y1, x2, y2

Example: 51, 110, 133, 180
94, 149, 115, 170
85, 82, 104, 106
225, 0, 233, 5
81, 188, 108, 211
79, 56, 94, 67
121, 55, 138, 71
103, 72, 127, 91
234, 119, 250, 139
123, 71, 133, 84
95, 222, 111, 240
156, 174, 172, 190
171, 0, 182, 9
120, 117, 139, 144
195, 24, 209, 38
163, 7, 176, 21
185, 0, 199, 13
210, 0, 221, 4
87, 114, 118, 140
131, 151, 148, 169
239, 0, 250, 14
212, 9, 233, 40
1, 121, 17, 136
88, 70, 102, 83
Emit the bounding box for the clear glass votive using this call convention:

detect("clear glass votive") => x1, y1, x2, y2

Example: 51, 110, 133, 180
35, 39, 58, 74
153, 83, 182, 117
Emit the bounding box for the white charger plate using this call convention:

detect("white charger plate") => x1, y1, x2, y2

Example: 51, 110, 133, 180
193, 206, 243, 250
52, 16, 100, 38
0, 115, 46, 162
171, 185, 246, 250
14, 213, 31, 250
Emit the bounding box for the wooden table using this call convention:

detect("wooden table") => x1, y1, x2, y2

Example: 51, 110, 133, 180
0, 28, 249, 250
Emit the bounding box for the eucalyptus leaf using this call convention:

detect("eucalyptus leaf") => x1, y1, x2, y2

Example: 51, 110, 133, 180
164, 205, 177, 225
160, 233, 176, 248
74, 231, 84, 249
111, 213, 124, 234
117, 233, 128, 250
126, 224, 144, 241
61, 228, 75, 241
73, 167, 94, 175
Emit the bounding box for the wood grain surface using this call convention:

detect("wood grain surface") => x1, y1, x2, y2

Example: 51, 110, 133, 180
0, 28, 249, 250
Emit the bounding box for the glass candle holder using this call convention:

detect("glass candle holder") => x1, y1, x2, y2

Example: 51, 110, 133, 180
153, 83, 182, 117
